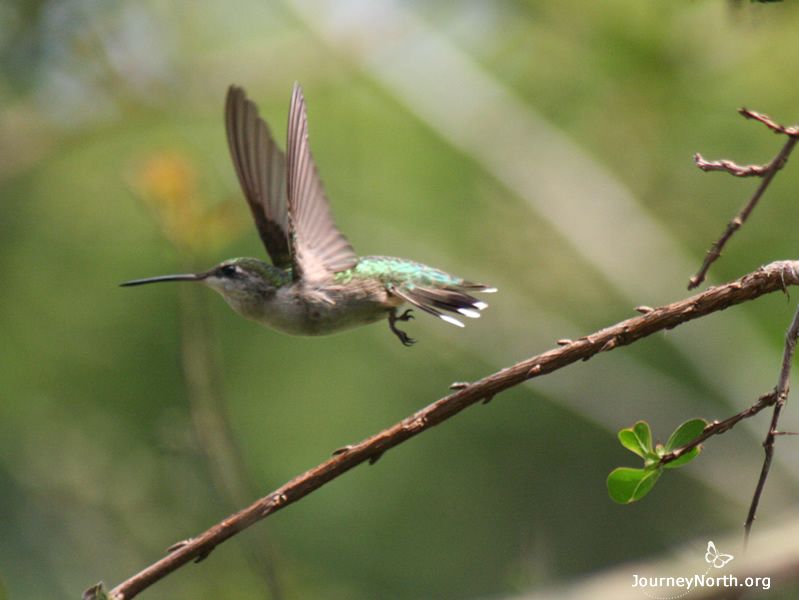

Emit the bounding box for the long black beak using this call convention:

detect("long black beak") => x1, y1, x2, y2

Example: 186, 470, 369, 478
120, 273, 207, 287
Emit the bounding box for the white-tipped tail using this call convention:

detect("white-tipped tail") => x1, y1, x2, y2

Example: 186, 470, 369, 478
389, 280, 495, 330
440, 314, 465, 328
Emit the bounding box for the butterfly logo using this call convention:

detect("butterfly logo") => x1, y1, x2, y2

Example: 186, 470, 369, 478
705, 541, 734, 569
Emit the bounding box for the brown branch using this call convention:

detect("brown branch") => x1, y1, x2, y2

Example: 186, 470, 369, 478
101, 260, 799, 600
659, 300, 799, 546
659, 390, 777, 465
688, 110, 799, 290
739, 107, 799, 136
744, 302, 799, 545
176, 276, 283, 597
694, 154, 772, 177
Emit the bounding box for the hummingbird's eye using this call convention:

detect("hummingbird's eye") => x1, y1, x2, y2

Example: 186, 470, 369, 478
219, 265, 238, 277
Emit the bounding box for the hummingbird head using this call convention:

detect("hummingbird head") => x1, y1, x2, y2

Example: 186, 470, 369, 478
202, 257, 288, 301
121, 257, 290, 316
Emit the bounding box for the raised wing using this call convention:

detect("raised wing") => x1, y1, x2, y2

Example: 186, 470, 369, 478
285, 83, 357, 282
225, 86, 292, 268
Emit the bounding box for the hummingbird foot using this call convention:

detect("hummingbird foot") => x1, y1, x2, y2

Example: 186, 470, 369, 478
388, 308, 416, 346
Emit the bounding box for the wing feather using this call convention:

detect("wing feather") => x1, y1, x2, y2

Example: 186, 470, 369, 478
285, 83, 357, 282
225, 86, 291, 268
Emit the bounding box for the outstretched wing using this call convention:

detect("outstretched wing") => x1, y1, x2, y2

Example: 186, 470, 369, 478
225, 85, 292, 268
285, 83, 357, 282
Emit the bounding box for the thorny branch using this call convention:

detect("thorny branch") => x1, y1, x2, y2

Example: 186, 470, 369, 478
743, 302, 799, 546
91, 260, 799, 600
688, 109, 799, 290
659, 302, 799, 539
659, 390, 777, 465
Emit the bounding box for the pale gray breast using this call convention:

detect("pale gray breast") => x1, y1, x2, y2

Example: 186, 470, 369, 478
258, 281, 394, 336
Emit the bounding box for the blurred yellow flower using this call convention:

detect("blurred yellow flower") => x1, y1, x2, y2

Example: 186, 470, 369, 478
129, 151, 247, 255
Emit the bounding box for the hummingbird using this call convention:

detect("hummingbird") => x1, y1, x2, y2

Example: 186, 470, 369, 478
122, 83, 496, 346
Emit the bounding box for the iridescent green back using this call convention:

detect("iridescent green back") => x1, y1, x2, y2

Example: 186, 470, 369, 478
334, 256, 464, 289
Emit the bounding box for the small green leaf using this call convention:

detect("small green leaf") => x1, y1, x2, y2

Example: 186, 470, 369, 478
664, 446, 701, 469
618, 421, 653, 458
643, 454, 660, 469
607, 467, 662, 504
664, 419, 707, 453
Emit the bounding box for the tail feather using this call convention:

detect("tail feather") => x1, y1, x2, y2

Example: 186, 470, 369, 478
458, 280, 498, 293
390, 286, 462, 326
390, 282, 495, 328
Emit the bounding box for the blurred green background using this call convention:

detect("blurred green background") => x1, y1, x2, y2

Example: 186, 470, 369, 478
3, 1, 799, 598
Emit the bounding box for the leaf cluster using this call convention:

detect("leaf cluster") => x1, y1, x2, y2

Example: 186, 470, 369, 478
607, 419, 706, 504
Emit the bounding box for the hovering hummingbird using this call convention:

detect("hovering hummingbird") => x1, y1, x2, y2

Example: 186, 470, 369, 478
122, 84, 496, 346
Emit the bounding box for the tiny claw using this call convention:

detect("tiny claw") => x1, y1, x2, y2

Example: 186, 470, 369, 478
388, 308, 416, 346
399, 332, 416, 347
369, 451, 385, 465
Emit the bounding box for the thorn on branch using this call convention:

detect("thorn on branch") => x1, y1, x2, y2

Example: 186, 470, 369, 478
557, 339, 573, 346
259, 493, 286, 518
600, 338, 617, 352
635, 306, 654, 314
166, 539, 192, 554
449, 381, 470, 390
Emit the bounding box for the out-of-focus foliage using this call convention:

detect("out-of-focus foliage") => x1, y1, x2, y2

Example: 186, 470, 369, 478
4, 1, 799, 598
